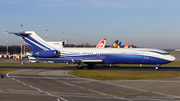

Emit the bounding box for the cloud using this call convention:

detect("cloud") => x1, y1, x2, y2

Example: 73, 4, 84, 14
9, 17, 27, 21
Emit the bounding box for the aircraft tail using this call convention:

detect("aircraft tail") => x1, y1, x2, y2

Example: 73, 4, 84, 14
9, 31, 63, 52
111, 40, 119, 48
117, 42, 121, 48
130, 45, 133, 48
96, 38, 106, 48
124, 44, 129, 48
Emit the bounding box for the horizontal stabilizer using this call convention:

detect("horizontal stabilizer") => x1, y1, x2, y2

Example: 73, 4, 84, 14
8, 32, 32, 36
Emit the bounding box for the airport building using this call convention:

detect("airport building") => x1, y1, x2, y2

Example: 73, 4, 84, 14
175, 49, 180, 51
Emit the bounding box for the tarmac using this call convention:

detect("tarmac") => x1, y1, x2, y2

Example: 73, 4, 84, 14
0, 54, 180, 101
1, 68, 180, 101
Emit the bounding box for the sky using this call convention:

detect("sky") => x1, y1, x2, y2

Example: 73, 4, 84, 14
0, 0, 180, 49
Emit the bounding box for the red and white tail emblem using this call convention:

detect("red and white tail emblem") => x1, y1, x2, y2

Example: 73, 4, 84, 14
124, 44, 129, 48
96, 38, 106, 48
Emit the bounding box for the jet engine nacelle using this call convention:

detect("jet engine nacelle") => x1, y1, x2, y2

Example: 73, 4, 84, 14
32, 50, 60, 58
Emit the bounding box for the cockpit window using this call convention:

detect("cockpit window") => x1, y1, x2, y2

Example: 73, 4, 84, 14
162, 53, 169, 55
147, 51, 170, 55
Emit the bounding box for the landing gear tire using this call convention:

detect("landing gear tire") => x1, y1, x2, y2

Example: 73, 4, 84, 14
87, 64, 93, 69
155, 67, 159, 70
77, 65, 83, 69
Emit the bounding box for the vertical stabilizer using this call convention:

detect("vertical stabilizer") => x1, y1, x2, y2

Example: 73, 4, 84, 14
124, 44, 129, 48
118, 42, 121, 48
10, 31, 63, 52
111, 40, 119, 48
96, 38, 106, 48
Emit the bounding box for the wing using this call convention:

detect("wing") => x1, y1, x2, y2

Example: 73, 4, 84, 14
37, 58, 105, 63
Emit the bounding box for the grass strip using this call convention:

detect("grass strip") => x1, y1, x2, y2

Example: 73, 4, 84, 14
68, 70, 180, 80
169, 51, 180, 54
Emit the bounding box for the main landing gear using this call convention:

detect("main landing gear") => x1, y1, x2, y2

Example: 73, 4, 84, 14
77, 64, 83, 69
77, 64, 94, 69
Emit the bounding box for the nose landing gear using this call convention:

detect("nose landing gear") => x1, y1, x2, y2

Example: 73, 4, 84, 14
155, 64, 160, 70
155, 66, 159, 70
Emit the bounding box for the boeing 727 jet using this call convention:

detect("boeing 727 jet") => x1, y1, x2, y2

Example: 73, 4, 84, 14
9, 31, 176, 70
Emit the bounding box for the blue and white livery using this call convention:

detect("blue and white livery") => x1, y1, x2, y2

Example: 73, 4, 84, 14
9, 31, 176, 70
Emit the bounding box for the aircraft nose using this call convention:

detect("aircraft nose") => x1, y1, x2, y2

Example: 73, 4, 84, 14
169, 55, 176, 61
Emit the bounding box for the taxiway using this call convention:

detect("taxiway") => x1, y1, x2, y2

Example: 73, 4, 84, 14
1, 67, 180, 101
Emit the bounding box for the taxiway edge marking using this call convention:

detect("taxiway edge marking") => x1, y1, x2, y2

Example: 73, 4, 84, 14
6, 72, 68, 101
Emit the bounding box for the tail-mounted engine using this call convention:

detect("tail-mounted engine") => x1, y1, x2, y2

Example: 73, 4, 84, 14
32, 50, 60, 58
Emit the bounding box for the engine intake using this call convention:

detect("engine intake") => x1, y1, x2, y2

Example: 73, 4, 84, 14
32, 50, 60, 58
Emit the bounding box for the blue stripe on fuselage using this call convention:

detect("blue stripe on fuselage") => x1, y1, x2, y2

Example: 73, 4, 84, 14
102, 54, 171, 64
57, 54, 171, 64
54, 54, 171, 64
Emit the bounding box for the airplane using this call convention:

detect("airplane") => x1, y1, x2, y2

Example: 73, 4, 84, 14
110, 40, 119, 48
117, 42, 121, 48
130, 45, 133, 48
27, 52, 39, 63
0, 54, 3, 58
111, 41, 128, 48
124, 44, 129, 48
96, 38, 106, 48
8, 31, 176, 70
111, 41, 129, 48
27, 38, 107, 62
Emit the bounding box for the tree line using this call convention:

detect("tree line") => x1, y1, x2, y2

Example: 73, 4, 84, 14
0, 45, 32, 54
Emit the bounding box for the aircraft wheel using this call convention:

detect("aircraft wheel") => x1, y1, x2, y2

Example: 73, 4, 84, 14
155, 67, 159, 70
77, 65, 83, 69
